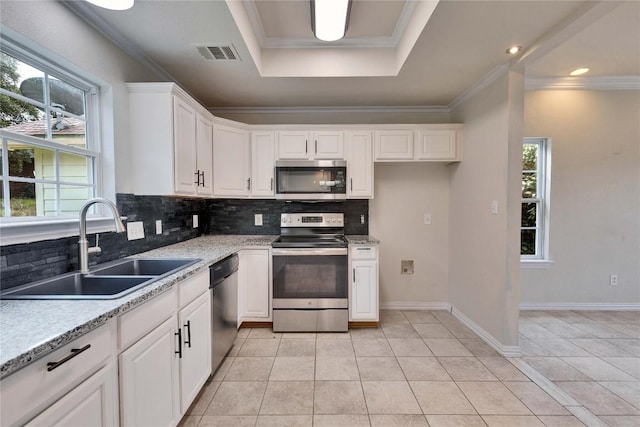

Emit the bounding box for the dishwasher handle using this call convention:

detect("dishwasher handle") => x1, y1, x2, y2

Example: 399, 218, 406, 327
210, 254, 239, 287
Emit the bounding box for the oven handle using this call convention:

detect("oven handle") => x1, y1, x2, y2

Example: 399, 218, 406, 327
272, 248, 348, 256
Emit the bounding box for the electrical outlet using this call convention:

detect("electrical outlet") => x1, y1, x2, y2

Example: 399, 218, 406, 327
361, 214, 365, 224
491, 200, 499, 215
423, 213, 432, 225
401, 260, 414, 275
155, 220, 162, 235
127, 221, 145, 241
255, 214, 263, 226
609, 274, 618, 286
193, 214, 198, 228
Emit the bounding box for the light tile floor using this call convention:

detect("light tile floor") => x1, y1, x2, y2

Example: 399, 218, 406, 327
179, 310, 639, 426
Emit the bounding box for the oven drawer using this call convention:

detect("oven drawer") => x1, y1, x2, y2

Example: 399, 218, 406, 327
273, 309, 348, 332
350, 245, 377, 260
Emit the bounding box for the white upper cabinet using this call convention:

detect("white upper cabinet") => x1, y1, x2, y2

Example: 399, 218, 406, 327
251, 132, 276, 197
374, 125, 462, 162
346, 131, 373, 198
277, 130, 344, 160
213, 124, 250, 197
195, 115, 214, 196
416, 127, 460, 161
374, 129, 414, 160
127, 83, 215, 197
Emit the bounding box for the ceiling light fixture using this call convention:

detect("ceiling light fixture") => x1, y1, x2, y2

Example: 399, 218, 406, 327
506, 46, 522, 55
85, 0, 134, 11
311, 0, 352, 42
569, 67, 590, 76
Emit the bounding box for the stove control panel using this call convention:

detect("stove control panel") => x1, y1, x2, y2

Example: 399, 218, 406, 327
280, 213, 344, 227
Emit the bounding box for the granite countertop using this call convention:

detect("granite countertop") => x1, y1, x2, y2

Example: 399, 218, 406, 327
0, 235, 276, 378
346, 235, 380, 245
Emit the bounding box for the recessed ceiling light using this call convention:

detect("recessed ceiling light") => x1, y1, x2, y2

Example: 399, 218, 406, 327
569, 67, 590, 76
85, 0, 134, 11
506, 46, 522, 55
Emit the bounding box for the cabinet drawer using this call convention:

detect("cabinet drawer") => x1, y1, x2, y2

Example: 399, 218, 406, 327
350, 245, 377, 260
0, 321, 115, 427
118, 287, 177, 351
178, 269, 210, 309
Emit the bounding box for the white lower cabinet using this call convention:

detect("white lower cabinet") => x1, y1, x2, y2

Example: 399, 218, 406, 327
178, 291, 212, 414
25, 364, 118, 427
118, 269, 211, 426
349, 245, 379, 321
120, 315, 180, 427
238, 248, 271, 322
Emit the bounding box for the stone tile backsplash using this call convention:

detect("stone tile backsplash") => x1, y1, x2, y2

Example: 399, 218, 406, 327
0, 195, 369, 290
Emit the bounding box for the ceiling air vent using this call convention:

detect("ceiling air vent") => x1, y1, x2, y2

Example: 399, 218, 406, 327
196, 45, 240, 61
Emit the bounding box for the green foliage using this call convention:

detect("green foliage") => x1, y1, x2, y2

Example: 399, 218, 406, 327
0, 53, 40, 127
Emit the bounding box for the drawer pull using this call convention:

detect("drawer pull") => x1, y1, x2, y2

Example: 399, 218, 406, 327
357, 247, 372, 250
184, 320, 192, 348
46, 344, 91, 372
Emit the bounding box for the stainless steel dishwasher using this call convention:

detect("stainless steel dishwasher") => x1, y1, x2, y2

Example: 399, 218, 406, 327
209, 254, 239, 374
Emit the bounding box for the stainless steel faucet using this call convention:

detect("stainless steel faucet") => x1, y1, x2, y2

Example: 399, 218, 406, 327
79, 198, 126, 273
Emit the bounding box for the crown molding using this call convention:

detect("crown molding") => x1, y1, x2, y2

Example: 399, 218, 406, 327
525, 76, 640, 91
448, 64, 510, 111
61, 0, 174, 82
210, 105, 450, 116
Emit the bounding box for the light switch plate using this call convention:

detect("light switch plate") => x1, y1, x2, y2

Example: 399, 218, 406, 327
255, 214, 263, 226
423, 213, 432, 225
155, 220, 162, 235
193, 214, 198, 228
491, 200, 499, 215
127, 221, 145, 241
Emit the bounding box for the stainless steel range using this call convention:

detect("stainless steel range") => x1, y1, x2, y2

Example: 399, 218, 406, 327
272, 213, 348, 332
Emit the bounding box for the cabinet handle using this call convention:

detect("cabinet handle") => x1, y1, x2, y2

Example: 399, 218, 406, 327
353, 268, 356, 283
200, 171, 205, 187
357, 247, 372, 251
247, 178, 251, 191
194, 170, 200, 186
175, 329, 183, 359
46, 344, 91, 372
350, 178, 353, 191
315, 140, 318, 154
184, 320, 192, 348
270, 177, 274, 191
305, 140, 308, 154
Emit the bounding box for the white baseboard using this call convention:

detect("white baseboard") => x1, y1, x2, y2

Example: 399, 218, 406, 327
451, 307, 521, 358
520, 302, 640, 311
379, 302, 452, 311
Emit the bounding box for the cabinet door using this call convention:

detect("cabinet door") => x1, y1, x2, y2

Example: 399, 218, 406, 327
374, 130, 414, 160
416, 129, 457, 160
351, 261, 378, 321
347, 131, 373, 198
251, 132, 276, 197
120, 315, 180, 427
196, 114, 214, 196
238, 249, 271, 321
173, 97, 197, 194
25, 364, 118, 427
179, 291, 212, 415
213, 125, 250, 197
277, 131, 310, 159
313, 131, 344, 159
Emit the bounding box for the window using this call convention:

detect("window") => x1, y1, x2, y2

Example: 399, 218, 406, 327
0, 49, 99, 219
521, 137, 551, 260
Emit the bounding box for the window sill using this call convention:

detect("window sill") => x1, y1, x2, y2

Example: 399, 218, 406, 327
521, 259, 555, 270
0, 218, 121, 246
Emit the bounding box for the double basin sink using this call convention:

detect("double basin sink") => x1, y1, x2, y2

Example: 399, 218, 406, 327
0, 258, 200, 300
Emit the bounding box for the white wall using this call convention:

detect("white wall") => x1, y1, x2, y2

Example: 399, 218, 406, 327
1, 0, 160, 195
522, 90, 640, 306
449, 70, 523, 350
370, 163, 450, 307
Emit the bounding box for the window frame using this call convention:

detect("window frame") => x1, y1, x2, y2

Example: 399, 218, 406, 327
0, 29, 116, 246
521, 137, 552, 267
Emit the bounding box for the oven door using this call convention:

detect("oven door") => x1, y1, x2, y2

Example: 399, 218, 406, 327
272, 248, 348, 308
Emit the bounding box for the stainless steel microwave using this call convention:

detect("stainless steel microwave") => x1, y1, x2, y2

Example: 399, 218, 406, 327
275, 160, 347, 200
